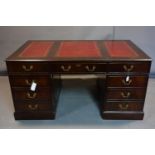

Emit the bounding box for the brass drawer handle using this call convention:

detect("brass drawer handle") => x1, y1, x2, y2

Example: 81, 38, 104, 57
85, 65, 96, 72
121, 92, 131, 98
122, 79, 132, 85
61, 65, 71, 72
123, 65, 134, 72
119, 104, 129, 110
22, 65, 33, 71
25, 79, 35, 85
27, 92, 37, 99
28, 104, 38, 110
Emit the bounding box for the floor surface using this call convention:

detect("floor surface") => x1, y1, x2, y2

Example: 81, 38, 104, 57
0, 76, 154, 129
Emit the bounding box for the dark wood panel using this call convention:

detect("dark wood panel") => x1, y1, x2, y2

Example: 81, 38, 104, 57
106, 88, 146, 100
51, 74, 62, 104
107, 75, 148, 87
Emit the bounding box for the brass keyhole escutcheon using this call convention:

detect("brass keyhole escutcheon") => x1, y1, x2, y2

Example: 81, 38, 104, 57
61, 65, 71, 72
121, 92, 131, 98
119, 104, 129, 110
85, 65, 96, 72
123, 65, 134, 72
28, 104, 38, 110
27, 92, 37, 99
25, 79, 35, 85
22, 65, 33, 71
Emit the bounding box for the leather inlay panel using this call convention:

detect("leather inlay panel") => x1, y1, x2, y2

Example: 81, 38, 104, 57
104, 41, 139, 58
19, 41, 54, 58
56, 41, 102, 58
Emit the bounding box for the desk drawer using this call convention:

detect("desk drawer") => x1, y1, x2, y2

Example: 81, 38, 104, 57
107, 75, 148, 87
14, 111, 55, 120
106, 89, 146, 100
103, 101, 143, 111
51, 63, 106, 73
14, 103, 52, 112
12, 88, 51, 101
107, 62, 150, 73
7, 62, 49, 73
9, 75, 51, 87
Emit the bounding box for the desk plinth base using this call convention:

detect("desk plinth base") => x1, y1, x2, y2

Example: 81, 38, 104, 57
101, 111, 144, 120
14, 111, 56, 120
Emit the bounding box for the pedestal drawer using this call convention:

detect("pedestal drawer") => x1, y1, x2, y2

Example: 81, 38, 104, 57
101, 111, 144, 120
107, 62, 151, 73
107, 75, 148, 87
14, 103, 53, 112
103, 101, 144, 111
9, 75, 51, 87
12, 88, 52, 101
14, 111, 55, 120
7, 62, 50, 73
106, 88, 146, 100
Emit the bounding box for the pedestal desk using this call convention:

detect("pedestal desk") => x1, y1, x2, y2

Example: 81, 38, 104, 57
6, 40, 151, 120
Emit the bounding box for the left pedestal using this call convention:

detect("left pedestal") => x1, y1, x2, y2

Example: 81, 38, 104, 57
6, 61, 61, 120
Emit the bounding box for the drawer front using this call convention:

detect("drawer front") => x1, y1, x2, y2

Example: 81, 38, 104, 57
7, 62, 50, 73
9, 75, 51, 87
102, 111, 144, 120
14, 103, 52, 112
107, 75, 148, 87
51, 63, 106, 73
103, 101, 143, 111
106, 89, 146, 100
12, 88, 51, 101
14, 111, 55, 120
107, 62, 150, 73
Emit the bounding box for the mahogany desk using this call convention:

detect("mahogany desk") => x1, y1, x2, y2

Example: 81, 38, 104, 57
6, 40, 151, 120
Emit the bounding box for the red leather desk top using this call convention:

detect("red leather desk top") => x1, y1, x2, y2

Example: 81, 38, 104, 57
6, 40, 151, 61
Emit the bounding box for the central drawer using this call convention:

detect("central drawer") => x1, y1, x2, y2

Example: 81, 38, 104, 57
50, 63, 106, 73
